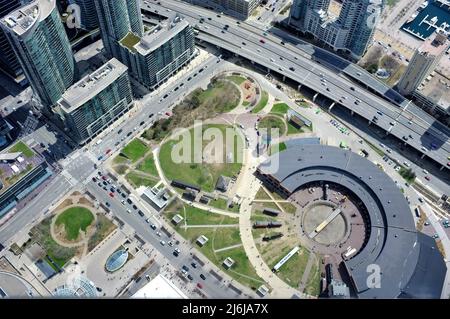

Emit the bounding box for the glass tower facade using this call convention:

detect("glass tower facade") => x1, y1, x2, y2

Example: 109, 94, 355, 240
0, 0, 24, 82
95, 0, 143, 58
0, 0, 75, 108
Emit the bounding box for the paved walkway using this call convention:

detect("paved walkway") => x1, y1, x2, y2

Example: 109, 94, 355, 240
236, 148, 304, 298
420, 199, 450, 299
181, 224, 239, 229
152, 145, 240, 219
214, 243, 243, 253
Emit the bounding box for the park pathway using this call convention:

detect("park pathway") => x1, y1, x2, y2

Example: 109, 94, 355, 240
214, 243, 243, 253
152, 147, 240, 219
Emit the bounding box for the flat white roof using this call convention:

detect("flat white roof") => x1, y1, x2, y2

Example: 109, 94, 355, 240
59, 58, 128, 113
132, 274, 188, 299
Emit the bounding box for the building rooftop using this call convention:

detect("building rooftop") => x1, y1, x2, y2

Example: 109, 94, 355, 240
0, 0, 54, 37
58, 58, 128, 113
134, 15, 189, 55
418, 32, 448, 57
258, 144, 445, 298
417, 71, 450, 111
132, 274, 187, 299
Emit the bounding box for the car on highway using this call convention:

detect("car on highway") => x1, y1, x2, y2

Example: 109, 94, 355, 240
260, 39, 265, 44
424, 176, 431, 181
139, 121, 145, 126
289, 66, 295, 71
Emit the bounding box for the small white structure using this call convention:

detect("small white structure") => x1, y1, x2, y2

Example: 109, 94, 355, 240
132, 274, 188, 299
11, 164, 19, 174
196, 235, 209, 247
171, 214, 184, 225
223, 257, 235, 269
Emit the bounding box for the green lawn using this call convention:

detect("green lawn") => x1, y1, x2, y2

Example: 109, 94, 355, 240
304, 258, 321, 296
126, 172, 158, 188
113, 155, 129, 165
87, 214, 117, 252
166, 205, 264, 290
181, 206, 238, 226
121, 139, 149, 163
212, 227, 241, 250
259, 115, 286, 136
280, 202, 297, 214
255, 187, 271, 200
55, 207, 94, 241
270, 103, 290, 115
252, 91, 269, 113
30, 218, 76, 268
9, 141, 34, 158
209, 198, 240, 213
243, 101, 250, 107
136, 155, 158, 177
270, 247, 310, 288
226, 75, 247, 85
269, 142, 287, 155
287, 122, 303, 135
159, 124, 243, 192
197, 80, 241, 113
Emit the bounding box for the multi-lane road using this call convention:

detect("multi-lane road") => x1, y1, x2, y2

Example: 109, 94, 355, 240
142, 0, 450, 172
87, 180, 249, 299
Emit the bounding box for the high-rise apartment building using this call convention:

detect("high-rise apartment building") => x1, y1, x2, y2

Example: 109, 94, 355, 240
182, 0, 261, 19
94, 0, 143, 58
289, 0, 383, 60
398, 33, 448, 96
119, 15, 196, 90
0, 0, 75, 109
69, 0, 99, 30
56, 58, 134, 145
0, 0, 25, 84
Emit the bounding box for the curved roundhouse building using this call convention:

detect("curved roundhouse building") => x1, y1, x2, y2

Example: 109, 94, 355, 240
257, 144, 446, 298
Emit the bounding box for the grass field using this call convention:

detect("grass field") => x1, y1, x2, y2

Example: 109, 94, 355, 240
121, 139, 149, 163
269, 142, 287, 155
164, 200, 264, 289
87, 214, 117, 252
55, 207, 94, 241
9, 141, 34, 158
259, 115, 286, 136
159, 124, 243, 192
226, 75, 247, 85
304, 258, 321, 296
169, 205, 238, 226
287, 122, 303, 135
209, 198, 240, 213
270, 103, 290, 115
113, 155, 129, 165
136, 155, 158, 177
29, 218, 77, 269
126, 172, 158, 188
270, 246, 310, 288
252, 91, 269, 113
